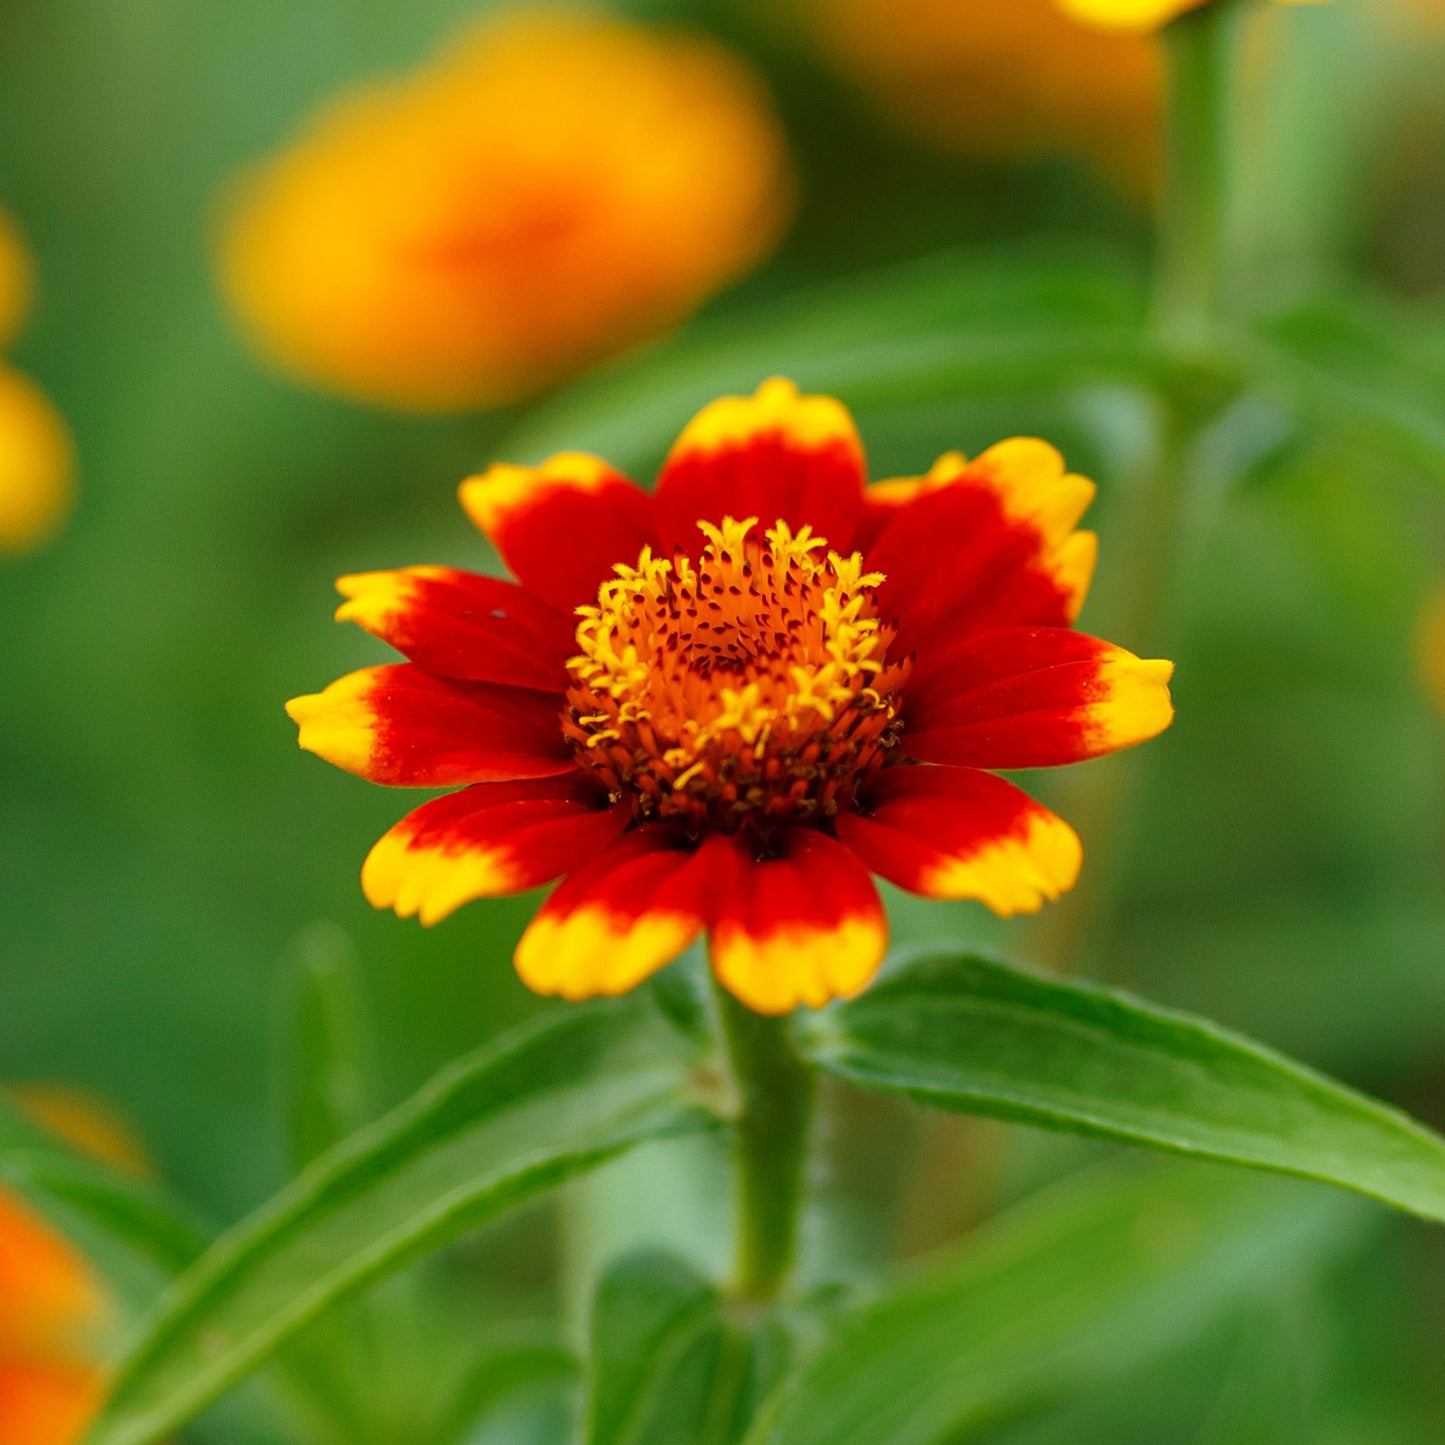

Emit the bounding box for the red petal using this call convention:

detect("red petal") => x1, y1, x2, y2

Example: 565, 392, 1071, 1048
654, 378, 867, 556
335, 567, 575, 691
286, 664, 572, 786
459, 453, 655, 614
514, 827, 725, 1000
867, 441, 1097, 654
904, 626, 1174, 768
709, 829, 886, 1015
853, 475, 930, 555
836, 765, 1081, 917
363, 776, 628, 925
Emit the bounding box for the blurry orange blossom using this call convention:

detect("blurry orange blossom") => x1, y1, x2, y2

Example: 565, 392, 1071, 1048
219, 10, 794, 412
800, 0, 1162, 190
1059, 0, 1327, 32
0, 1087, 142, 1445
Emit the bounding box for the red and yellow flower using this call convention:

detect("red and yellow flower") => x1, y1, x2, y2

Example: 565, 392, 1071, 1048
219, 10, 793, 413
289, 380, 1173, 1015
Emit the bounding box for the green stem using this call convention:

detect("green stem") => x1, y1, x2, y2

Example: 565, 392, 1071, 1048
713, 985, 814, 1301
1153, 0, 1244, 354
1033, 0, 1246, 976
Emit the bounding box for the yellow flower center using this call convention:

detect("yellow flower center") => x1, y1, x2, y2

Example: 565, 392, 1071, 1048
564, 517, 910, 838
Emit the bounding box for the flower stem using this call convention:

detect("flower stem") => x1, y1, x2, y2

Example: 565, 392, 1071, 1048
1033, 0, 1246, 977
1152, 0, 1244, 355
713, 984, 815, 1301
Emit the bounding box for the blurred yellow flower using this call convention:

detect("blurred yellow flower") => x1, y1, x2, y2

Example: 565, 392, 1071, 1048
800, 0, 1161, 189
0, 209, 33, 351
219, 10, 794, 412
0, 363, 75, 556
1058, 0, 1326, 33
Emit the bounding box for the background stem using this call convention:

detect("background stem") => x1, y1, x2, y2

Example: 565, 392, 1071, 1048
1153, 0, 1244, 354
713, 986, 815, 1301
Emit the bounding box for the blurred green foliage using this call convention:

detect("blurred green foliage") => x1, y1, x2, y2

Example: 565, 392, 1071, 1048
1, 0, 1443, 1439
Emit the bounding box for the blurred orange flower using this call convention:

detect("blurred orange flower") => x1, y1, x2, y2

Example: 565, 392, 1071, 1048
800, 0, 1162, 189
0, 1088, 138, 1445
219, 10, 794, 413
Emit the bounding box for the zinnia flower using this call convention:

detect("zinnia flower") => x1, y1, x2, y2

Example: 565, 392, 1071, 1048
219, 10, 793, 412
1059, 0, 1326, 32
288, 379, 1174, 1015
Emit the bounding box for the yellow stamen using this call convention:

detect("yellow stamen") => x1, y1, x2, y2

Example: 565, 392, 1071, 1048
563, 517, 909, 835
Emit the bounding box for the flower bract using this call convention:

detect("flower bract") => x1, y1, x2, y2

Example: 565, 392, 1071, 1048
289, 379, 1174, 1014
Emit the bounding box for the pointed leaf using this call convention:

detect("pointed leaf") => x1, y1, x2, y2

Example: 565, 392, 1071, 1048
503, 254, 1148, 471
86, 1003, 716, 1445
809, 953, 1445, 1223
747, 1164, 1365, 1445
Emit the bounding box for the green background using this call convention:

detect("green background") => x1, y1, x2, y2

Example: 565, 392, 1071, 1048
1, 0, 1442, 1438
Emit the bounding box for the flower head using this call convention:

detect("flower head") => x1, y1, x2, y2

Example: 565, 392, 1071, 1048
289, 379, 1174, 1014
219, 10, 793, 412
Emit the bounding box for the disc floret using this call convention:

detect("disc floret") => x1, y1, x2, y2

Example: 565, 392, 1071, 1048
564, 516, 909, 837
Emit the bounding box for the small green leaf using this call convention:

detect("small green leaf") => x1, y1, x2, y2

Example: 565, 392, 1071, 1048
809, 953, 1445, 1223
502, 254, 1148, 471
1247, 295, 1445, 484
0, 1095, 208, 1282
747, 1163, 1365, 1445
86, 1002, 717, 1445
589, 1252, 791, 1445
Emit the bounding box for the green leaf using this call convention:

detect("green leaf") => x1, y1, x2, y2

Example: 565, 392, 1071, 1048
502, 253, 1149, 471
808, 953, 1445, 1223
86, 1002, 717, 1445
281, 923, 375, 1174
1247, 295, 1445, 484
747, 1163, 1366, 1445
433, 1334, 582, 1445
589, 1252, 789, 1445
0, 1095, 208, 1283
